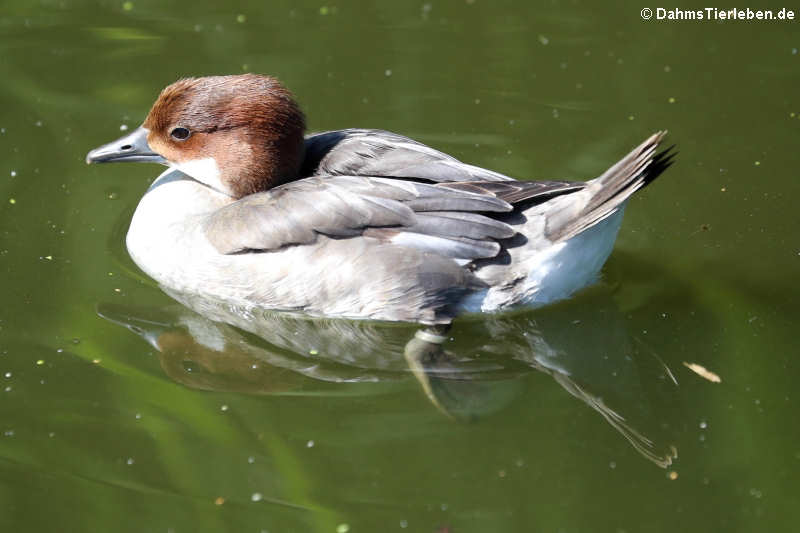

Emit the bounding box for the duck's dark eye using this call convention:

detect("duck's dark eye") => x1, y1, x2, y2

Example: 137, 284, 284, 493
170, 127, 191, 141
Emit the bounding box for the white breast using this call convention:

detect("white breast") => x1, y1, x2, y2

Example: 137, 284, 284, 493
126, 168, 233, 292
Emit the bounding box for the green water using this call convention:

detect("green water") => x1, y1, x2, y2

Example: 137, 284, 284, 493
2, 1, 799, 531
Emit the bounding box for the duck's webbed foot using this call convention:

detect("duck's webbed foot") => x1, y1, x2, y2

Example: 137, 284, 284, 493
404, 324, 467, 417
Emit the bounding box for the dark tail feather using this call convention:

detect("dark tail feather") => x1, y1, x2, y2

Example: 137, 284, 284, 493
643, 144, 676, 187
551, 131, 674, 242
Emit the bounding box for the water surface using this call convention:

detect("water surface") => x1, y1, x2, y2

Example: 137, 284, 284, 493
1, 1, 799, 531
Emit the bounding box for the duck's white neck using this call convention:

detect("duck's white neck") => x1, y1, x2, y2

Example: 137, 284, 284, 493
139, 168, 233, 220
170, 158, 233, 198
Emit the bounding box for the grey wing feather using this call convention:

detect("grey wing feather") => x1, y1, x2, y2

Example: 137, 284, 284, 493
411, 212, 517, 240
439, 180, 585, 205
303, 129, 516, 182
304, 129, 588, 205
203, 174, 523, 260
205, 178, 414, 253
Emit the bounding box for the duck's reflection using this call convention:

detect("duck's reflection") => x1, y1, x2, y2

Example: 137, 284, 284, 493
98, 287, 679, 468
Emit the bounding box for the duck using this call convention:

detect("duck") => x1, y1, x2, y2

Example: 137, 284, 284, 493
86, 74, 673, 325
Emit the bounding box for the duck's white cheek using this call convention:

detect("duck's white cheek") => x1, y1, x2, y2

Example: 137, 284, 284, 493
172, 157, 230, 195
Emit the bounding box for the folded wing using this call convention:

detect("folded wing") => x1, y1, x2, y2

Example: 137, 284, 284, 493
206, 128, 593, 261
204, 174, 584, 261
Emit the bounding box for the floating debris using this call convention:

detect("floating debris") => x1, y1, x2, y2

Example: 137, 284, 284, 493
668, 471, 678, 480
336, 524, 350, 533
214, 496, 225, 506
683, 362, 721, 383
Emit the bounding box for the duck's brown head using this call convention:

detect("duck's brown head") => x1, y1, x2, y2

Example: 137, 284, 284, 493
87, 74, 306, 198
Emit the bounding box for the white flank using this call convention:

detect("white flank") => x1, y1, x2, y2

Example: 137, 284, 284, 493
461, 207, 626, 314
520, 208, 625, 305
